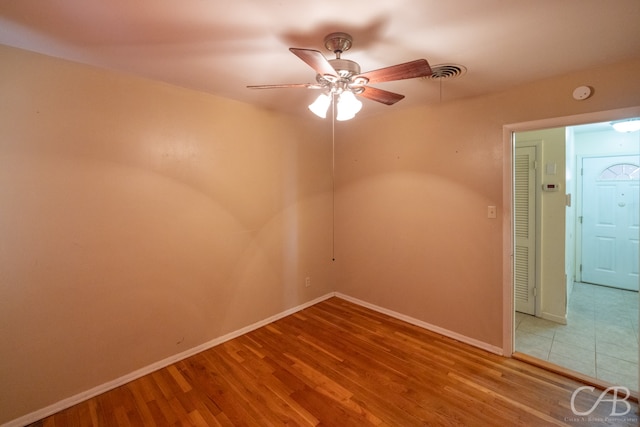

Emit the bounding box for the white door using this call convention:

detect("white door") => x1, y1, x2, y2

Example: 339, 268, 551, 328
515, 146, 537, 314
581, 155, 639, 291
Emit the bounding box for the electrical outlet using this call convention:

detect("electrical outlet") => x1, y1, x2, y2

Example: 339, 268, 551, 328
305, 277, 311, 287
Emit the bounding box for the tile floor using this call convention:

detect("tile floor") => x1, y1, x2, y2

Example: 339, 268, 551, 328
515, 282, 639, 392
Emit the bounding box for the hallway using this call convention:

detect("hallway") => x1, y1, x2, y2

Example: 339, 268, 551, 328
515, 282, 638, 391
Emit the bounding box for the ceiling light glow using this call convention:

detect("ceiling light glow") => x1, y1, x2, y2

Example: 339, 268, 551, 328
308, 93, 331, 118
336, 91, 362, 121
308, 91, 363, 121
611, 118, 640, 133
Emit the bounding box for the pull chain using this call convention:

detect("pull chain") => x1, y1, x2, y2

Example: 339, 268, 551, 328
331, 94, 336, 261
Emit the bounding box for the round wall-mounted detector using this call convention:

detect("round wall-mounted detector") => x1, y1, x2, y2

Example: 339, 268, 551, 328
572, 86, 592, 100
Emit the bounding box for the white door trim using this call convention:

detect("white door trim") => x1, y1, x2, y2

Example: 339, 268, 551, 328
502, 106, 640, 357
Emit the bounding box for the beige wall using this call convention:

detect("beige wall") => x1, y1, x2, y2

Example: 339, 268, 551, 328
0, 45, 335, 424
333, 58, 640, 348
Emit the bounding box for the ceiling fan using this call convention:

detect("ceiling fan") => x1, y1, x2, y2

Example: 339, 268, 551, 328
247, 32, 432, 120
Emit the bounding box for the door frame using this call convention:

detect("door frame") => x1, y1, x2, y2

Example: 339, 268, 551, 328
501, 106, 640, 357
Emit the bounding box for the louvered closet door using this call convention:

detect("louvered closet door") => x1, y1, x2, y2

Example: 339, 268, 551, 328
515, 146, 536, 315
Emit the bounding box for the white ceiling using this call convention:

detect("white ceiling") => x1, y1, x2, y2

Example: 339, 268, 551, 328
1, 0, 639, 118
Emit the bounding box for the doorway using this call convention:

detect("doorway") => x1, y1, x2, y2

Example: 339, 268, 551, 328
504, 109, 640, 393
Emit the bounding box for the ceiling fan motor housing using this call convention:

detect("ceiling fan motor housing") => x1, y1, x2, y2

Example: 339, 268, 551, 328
329, 59, 360, 77
316, 58, 361, 84
316, 59, 365, 94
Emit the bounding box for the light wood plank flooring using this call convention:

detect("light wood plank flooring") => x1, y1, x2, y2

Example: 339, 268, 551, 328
31, 297, 638, 426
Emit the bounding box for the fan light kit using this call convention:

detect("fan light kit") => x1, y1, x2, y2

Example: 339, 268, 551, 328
248, 32, 432, 120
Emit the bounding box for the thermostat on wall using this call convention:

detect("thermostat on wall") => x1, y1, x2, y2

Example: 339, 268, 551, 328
542, 183, 560, 192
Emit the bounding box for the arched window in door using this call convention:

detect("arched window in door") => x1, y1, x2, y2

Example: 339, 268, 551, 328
598, 163, 639, 180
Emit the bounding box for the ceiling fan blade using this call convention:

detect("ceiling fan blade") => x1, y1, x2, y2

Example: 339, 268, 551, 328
247, 83, 322, 89
358, 86, 405, 105
356, 59, 432, 84
289, 48, 337, 77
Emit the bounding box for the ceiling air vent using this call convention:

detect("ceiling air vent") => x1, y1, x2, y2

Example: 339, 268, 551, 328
423, 64, 467, 80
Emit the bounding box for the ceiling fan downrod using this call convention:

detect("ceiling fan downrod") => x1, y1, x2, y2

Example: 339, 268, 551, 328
319, 32, 363, 84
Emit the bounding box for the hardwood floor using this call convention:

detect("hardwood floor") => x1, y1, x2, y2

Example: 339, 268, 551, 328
31, 297, 638, 426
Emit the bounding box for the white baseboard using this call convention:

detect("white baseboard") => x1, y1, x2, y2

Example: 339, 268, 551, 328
335, 293, 504, 356
2, 293, 335, 427
541, 311, 568, 325
5, 291, 502, 427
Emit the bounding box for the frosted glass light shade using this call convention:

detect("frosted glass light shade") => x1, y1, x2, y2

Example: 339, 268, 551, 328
611, 118, 640, 133
308, 93, 331, 118
336, 91, 362, 121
